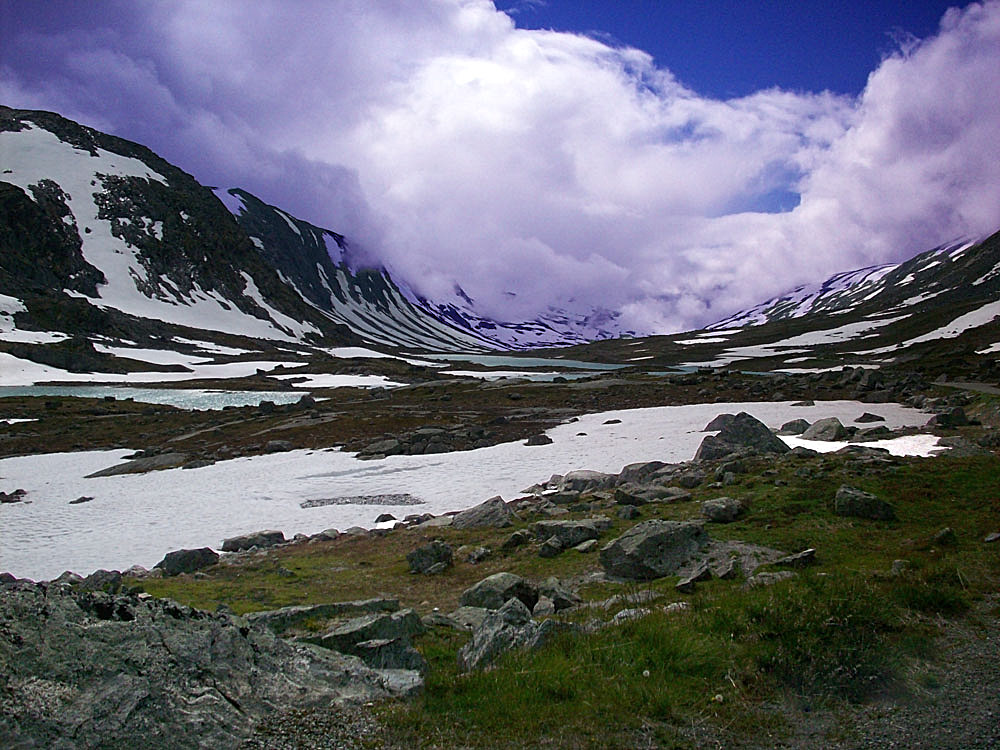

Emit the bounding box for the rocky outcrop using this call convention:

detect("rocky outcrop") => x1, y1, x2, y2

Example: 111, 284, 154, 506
599, 520, 709, 580
456, 598, 573, 672
245, 598, 400, 633
0, 580, 399, 749
303, 609, 427, 673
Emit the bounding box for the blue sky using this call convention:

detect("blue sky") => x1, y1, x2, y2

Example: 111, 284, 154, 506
498, 1, 958, 96
2, 1, 999, 333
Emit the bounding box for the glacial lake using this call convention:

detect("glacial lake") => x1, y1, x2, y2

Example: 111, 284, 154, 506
0, 385, 307, 411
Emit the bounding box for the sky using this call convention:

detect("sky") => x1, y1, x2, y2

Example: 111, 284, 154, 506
3, 1, 1000, 334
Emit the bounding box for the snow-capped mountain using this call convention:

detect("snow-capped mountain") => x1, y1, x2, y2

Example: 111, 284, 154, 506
0, 106, 635, 356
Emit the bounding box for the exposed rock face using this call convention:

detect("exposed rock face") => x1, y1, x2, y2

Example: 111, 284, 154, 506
833, 485, 897, 521
694, 412, 789, 461
245, 598, 400, 633
221, 529, 286, 552
459, 572, 539, 611
451, 496, 515, 529
0, 580, 396, 749
153, 547, 219, 577
801, 417, 849, 441
599, 520, 709, 580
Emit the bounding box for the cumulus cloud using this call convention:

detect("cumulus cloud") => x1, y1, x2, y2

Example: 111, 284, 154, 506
2, 0, 999, 332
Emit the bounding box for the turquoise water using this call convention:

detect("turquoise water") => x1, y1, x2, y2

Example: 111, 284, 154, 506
0, 385, 306, 410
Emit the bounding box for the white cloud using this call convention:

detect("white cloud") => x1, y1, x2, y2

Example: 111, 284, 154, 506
3, 0, 1000, 333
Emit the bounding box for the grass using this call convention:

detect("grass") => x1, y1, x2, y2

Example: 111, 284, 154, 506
131, 446, 1000, 748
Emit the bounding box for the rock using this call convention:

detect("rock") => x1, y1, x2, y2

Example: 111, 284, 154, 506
774, 548, 817, 568
538, 537, 564, 558
457, 598, 574, 671
675, 470, 706, 489
703, 413, 736, 431
561, 470, 617, 492
525, 434, 553, 446
532, 596, 556, 617
407, 540, 453, 574
451, 495, 515, 529
778, 419, 810, 435
694, 412, 789, 461
465, 546, 492, 564
616, 505, 641, 520
791, 400, 815, 407
307, 609, 427, 673
0, 583, 401, 748
374, 513, 396, 523
69, 495, 94, 504
926, 406, 969, 428
890, 559, 911, 576
611, 607, 651, 624
154, 547, 220, 577
599, 520, 709, 580
933, 527, 958, 546
85, 452, 188, 477
801, 417, 849, 441
533, 518, 604, 548
538, 577, 581, 611
0, 488, 27, 503
833, 485, 896, 521
615, 484, 689, 505
264, 440, 293, 453
701, 497, 746, 523
575, 539, 599, 553
935, 436, 992, 457
855, 412, 886, 423
221, 529, 286, 552
985, 532, 1000, 544
743, 571, 797, 589
500, 529, 532, 551
675, 563, 712, 593
246, 599, 400, 633
617, 461, 667, 484
181, 459, 214, 470
459, 572, 539, 611
78, 569, 123, 593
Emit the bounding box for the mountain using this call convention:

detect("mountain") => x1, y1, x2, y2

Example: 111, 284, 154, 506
544, 231, 1000, 380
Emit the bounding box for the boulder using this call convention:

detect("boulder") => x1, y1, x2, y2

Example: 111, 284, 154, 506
703, 413, 736, 431
459, 572, 539, 611
701, 497, 746, 523
451, 495, 515, 529
525, 434, 553, 446
599, 520, 709, 580
85, 453, 188, 478
617, 461, 668, 485
855, 412, 886, 423
774, 548, 817, 568
538, 537, 564, 558
801, 417, 849, 441
154, 548, 219, 577
246, 599, 400, 633
221, 529, 286, 552
833, 485, 896, 521
777, 419, 810, 435
406, 540, 453, 574
500, 529, 532, 551
926, 406, 968, 428
307, 609, 427, 673
561, 470, 617, 492
694, 412, 788, 461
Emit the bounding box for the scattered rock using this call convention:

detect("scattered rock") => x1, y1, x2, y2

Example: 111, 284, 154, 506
407, 540, 453, 574
599, 520, 709, 580
451, 495, 515, 529
533, 518, 606, 548
465, 546, 492, 564
833, 485, 896, 521
856, 412, 886, 423
221, 529, 286, 552
675, 563, 712, 594
538, 537, 564, 558
701, 497, 746, 523
500, 529, 532, 551
153, 547, 220, 577
743, 571, 797, 589
0, 488, 27, 504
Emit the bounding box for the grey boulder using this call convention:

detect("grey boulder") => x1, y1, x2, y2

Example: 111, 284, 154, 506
801, 417, 848, 441
451, 495, 515, 529
833, 485, 897, 521
459, 572, 539, 611
599, 520, 709, 580
221, 529, 286, 552
153, 547, 219, 577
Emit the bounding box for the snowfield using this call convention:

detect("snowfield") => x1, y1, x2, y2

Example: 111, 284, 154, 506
0, 400, 933, 580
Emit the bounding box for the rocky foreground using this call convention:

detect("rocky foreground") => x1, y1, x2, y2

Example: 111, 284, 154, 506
2, 396, 999, 748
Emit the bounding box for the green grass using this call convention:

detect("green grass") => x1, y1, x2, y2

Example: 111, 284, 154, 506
130, 450, 1000, 748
